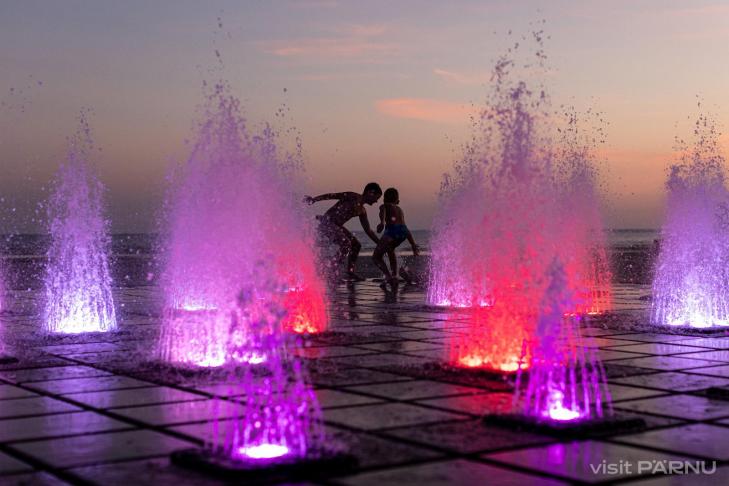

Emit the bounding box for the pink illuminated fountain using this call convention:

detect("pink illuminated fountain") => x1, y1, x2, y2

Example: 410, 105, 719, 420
158, 82, 327, 368
429, 34, 561, 371
43, 114, 117, 334
652, 111, 729, 328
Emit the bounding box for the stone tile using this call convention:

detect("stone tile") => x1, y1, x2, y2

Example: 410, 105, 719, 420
324, 402, 467, 430
0, 411, 133, 443
685, 365, 729, 378
294, 346, 375, 359
628, 467, 729, 485
0, 471, 72, 485
611, 343, 714, 355
0, 396, 81, 419
339, 459, 567, 486
326, 353, 431, 368
608, 333, 698, 343
0, 384, 37, 400
64, 386, 207, 409
324, 425, 443, 470
596, 349, 648, 361
307, 367, 414, 387
112, 399, 245, 426
605, 384, 667, 402
346, 380, 488, 401
417, 392, 518, 416
26, 376, 153, 395
614, 394, 729, 420
315, 389, 383, 408
10, 430, 194, 468
381, 419, 553, 454
614, 424, 729, 460
0, 365, 112, 384
355, 340, 444, 353
606, 355, 720, 371
0, 451, 33, 475
611, 371, 729, 392
70, 458, 230, 486
677, 349, 729, 362
485, 440, 692, 483
677, 337, 729, 349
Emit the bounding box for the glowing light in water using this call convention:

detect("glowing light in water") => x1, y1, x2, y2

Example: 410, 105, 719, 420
43, 114, 116, 334
544, 390, 581, 422
652, 111, 729, 328
158, 82, 328, 366
237, 444, 290, 460
517, 260, 610, 423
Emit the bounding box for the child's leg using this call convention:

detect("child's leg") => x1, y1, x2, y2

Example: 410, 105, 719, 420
387, 249, 397, 280
373, 237, 395, 280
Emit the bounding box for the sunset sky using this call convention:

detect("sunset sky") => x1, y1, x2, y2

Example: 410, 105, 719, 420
2, 0, 729, 232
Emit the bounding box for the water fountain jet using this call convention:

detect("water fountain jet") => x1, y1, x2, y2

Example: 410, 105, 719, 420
158, 83, 328, 368
171, 272, 354, 480
43, 114, 117, 334
652, 111, 729, 329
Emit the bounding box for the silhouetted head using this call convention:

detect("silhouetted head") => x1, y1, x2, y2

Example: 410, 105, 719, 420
362, 182, 383, 205
384, 187, 399, 205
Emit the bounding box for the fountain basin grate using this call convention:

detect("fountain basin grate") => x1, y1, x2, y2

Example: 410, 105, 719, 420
170, 447, 357, 481
482, 413, 646, 438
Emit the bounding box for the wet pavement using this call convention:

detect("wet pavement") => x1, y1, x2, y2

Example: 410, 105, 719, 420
1, 281, 729, 485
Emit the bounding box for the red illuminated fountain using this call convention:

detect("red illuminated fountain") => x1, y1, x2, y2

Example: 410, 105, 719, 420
158, 82, 328, 368
428, 32, 611, 373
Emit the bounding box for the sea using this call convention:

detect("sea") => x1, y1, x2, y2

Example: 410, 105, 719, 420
0, 229, 658, 290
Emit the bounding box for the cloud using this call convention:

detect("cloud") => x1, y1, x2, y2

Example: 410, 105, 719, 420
264, 38, 397, 59
666, 4, 729, 16
433, 68, 490, 85
289, 0, 339, 8
335, 23, 388, 37
376, 98, 472, 124
261, 23, 397, 61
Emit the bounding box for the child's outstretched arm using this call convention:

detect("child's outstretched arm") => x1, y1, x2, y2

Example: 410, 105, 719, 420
303, 192, 345, 205
376, 205, 385, 233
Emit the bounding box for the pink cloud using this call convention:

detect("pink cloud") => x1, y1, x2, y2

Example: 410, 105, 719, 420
433, 68, 490, 85
265, 38, 397, 59
376, 98, 472, 124
290, 0, 339, 8
335, 23, 388, 37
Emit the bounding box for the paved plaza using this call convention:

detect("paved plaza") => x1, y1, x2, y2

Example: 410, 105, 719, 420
1, 281, 729, 485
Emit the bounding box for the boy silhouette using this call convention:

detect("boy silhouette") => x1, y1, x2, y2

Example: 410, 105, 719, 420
305, 182, 382, 280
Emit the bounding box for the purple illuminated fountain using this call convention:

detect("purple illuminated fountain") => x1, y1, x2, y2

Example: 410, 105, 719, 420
158, 82, 327, 367
517, 259, 609, 423
483, 259, 644, 435
652, 111, 729, 328
43, 114, 117, 334
171, 272, 353, 479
